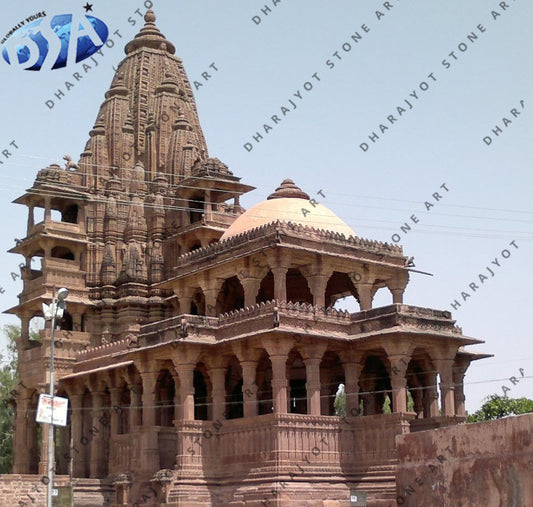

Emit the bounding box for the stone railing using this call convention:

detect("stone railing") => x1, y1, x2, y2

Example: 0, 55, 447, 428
174, 220, 403, 268
174, 412, 408, 479
75, 338, 131, 361
349, 304, 463, 335
138, 302, 465, 347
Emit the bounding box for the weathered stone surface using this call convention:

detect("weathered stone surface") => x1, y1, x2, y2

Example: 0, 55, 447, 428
395, 413, 533, 506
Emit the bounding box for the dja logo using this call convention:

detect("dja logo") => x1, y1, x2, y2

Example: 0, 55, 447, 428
2, 13, 109, 71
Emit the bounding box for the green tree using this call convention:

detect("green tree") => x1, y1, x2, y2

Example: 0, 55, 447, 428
467, 394, 533, 422
334, 388, 346, 416
0, 325, 19, 473
382, 392, 415, 414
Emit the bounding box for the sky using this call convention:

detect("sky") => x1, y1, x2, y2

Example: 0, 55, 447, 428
0, 0, 531, 413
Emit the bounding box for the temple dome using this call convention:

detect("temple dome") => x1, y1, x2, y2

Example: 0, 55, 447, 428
221, 179, 355, 240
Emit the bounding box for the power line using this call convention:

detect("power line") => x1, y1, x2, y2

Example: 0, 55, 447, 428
13, 374, 533, 415
0, 184, 531, 243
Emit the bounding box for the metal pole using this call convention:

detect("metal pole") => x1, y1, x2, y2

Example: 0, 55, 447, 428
46, 293, 57, 507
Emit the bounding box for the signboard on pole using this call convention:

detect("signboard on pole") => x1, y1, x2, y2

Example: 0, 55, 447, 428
36, 394, 69, 427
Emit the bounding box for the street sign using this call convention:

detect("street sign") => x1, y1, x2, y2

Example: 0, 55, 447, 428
36, 394, 69, 427
350, 490, 367, 506
52, 488, 59, 496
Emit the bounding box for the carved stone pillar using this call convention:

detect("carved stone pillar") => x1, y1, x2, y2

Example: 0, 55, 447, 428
27, 401, 39, 474
12, 396, 30, 473
361, 393, 376, 415
423, 373, 440, 417
110, 388, 122, 436
27, 205, 34, 230
387, 273, 409, 305
177, 364, 195, 420
70, 393, 85, 478
172, 374, 180, 423
306, 275, 329, 308
89, 391, 107, 478
209, 367, 226, 421
412, 386, 424, 418
270, 354, 288, 414
20, 315, 30, 349
139, 370, 160, 474
303, 357, 322, 415
391, 288, 404, 304
141, 371, 158, 427
343, 361, 363, 417
129, 384, 142, 427
44, 196, 51, 223
434, 358, 456, 416
58, 425, 70, 475
271, 267, 288, 302
241, 360, 258, 418
453, 360, 469, 418
179, 295, 192, 315
204, 289, 218, 317
355, 283, 374, 310
241, 277, 262, 308
38, 423, 50, 476
388, 355, 410, 413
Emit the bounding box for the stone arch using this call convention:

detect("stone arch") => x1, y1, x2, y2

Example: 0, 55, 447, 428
326, 271, 359, 309
225, 355, 243, 419
58, 311, 73, 331
62, 203, 79, 224
256, 350, 273, 415
194, 363, 211, 421
190, 288, 206, 315
51, 245, 75, 260
257, 270, 274, 304
407, 351, 438, 418
287, 349, 307, 414
359, 352, 392, 416
155, 368, 176, 427
189, 193, 205, 224
217, 276, 245, 315
320, 351, 346, 416
286, 268, 313, 304
80, 312, 89, 332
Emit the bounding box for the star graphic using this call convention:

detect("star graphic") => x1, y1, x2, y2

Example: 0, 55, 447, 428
83, 3, 93, 12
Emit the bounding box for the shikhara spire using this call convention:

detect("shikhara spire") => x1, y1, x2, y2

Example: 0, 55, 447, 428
81, 8, 208, 190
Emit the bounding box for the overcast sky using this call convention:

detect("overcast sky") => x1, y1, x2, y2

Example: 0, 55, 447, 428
0, 0, 531, 413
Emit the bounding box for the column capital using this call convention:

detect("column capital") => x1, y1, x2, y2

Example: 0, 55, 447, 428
301, 343, 327, 362
354, 282, 376, 310
263, 337, 293, 358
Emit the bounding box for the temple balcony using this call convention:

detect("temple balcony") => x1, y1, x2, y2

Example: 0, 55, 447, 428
27, 219, 85, 239
137, 302, 475, 348
19, 257, 87, 305
170, 209, 242, 237
18, 328, 91, 388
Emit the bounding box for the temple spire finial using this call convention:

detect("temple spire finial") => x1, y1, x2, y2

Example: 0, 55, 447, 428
145, 9, 156, 24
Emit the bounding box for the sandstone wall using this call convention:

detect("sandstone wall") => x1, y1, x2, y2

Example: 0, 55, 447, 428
0, 475, 113, 507
395, 413, 533, 507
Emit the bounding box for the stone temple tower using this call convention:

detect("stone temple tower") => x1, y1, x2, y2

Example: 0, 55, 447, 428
7, 10, 488, 507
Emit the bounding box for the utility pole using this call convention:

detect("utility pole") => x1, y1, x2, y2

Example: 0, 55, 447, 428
44, 287, 69, 507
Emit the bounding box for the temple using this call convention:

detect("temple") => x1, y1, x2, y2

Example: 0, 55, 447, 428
7, 10, 487, 506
